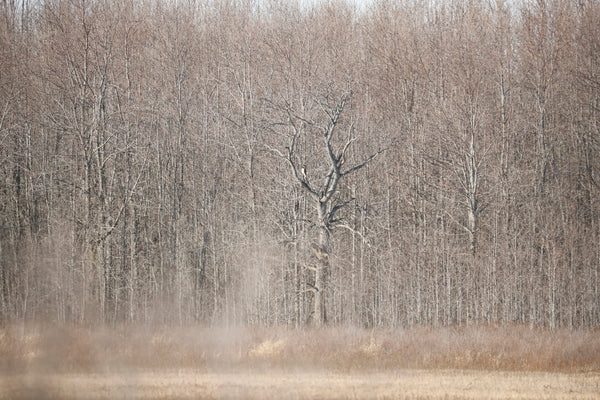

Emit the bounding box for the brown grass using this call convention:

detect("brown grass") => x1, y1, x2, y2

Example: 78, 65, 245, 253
0, 324, 599, 373
1, 324, 599, 399
1, 370, 600, 399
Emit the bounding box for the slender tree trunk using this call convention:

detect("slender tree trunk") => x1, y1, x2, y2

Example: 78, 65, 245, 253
313, 217, 330, 327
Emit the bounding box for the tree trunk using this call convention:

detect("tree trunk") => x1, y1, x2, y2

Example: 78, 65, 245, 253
313, 221, 330, 326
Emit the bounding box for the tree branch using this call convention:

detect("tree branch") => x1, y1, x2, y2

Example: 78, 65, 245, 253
341, 147, 386, 177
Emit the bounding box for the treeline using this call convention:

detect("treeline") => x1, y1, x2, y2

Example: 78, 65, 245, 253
0, 0, 599, 328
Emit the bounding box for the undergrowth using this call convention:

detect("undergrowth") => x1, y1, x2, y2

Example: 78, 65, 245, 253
0, 324, 598, 373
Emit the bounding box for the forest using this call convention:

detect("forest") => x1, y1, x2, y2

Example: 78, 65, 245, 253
1, 0, 599, 329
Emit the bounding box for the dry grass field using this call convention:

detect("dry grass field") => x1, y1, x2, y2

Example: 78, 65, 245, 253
1, 324, 599, 399
2, 369, 600, 399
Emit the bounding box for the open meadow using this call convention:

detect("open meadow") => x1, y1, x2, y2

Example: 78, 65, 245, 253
2, 369, 600, 400
1, 325, 599, 399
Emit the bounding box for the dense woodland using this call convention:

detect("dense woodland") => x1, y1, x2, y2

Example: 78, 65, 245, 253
1, 0, 599, 328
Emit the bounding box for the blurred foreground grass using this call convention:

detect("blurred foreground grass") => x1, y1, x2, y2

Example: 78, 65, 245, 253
0, 324, 599, 399
1, 369, 599, 399
1, 324, 599, 372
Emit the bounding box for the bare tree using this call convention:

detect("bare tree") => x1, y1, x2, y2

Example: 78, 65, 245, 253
271, 93, 383, 326
1, 0, 600, 328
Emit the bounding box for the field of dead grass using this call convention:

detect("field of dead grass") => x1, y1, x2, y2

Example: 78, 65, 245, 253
0, 324, 599, 399
2, 369, 600, 399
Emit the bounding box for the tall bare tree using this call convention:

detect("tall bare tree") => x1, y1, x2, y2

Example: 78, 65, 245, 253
271, 93, 382, 326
